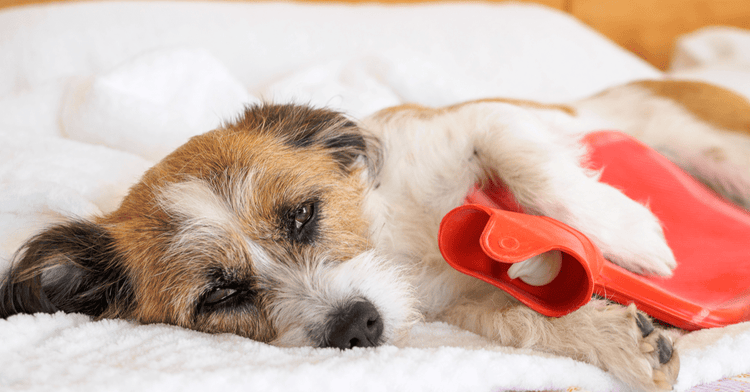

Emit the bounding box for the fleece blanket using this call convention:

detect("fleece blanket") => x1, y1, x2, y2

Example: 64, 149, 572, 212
1, 2, 749, 391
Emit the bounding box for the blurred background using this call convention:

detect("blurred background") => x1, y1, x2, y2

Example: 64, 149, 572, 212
2, 0, 749, 70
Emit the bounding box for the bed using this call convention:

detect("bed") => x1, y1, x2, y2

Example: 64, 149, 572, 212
1, 2, 750, 391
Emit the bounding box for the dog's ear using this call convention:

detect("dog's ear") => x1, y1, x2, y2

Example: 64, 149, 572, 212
307, 117, 382, 178
0, 220, 133, 319
239, 103, 383, 176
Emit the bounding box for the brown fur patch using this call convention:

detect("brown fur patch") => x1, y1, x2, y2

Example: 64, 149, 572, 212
634, 80, 750, 135
703, 146, 728, 162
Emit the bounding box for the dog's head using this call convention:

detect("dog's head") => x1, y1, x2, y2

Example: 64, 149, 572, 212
0, 104, 417, 348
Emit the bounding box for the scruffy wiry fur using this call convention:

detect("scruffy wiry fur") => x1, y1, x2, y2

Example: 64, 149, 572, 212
5, 81, 750, 390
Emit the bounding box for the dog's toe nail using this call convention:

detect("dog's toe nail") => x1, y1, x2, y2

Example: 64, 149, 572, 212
640, 342, 655, 353
636, 312, 655, 337
656, 336, 673, 364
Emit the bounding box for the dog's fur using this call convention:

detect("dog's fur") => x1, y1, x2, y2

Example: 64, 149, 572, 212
4, 79, 750, 390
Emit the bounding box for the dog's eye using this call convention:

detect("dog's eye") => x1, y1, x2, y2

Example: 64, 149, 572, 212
294, 202, 315, 230
283, 200, 319, 243
197, 280, 258, 315
203, 287, 239, 306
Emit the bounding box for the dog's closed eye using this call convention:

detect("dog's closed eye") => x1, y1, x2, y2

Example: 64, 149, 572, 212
204, 287, 240, 306
198, 284, 257, 314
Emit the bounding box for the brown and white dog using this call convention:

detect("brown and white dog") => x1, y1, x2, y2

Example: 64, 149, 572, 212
3, 79, 750, 391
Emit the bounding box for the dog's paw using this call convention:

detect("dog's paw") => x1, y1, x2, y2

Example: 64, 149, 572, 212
634, 310, 680, 391
598, 304, 680, 391
580, 185, 677, 277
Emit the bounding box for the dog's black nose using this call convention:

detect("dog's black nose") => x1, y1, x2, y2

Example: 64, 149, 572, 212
324, 300, 384, 349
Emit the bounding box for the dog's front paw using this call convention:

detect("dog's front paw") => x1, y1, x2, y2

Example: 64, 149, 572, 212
597, 304, 680, 391
582, 186, 677, 276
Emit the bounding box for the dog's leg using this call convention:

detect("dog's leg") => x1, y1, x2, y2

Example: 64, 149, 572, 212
469, 106, 675, 277
575, 80, 750, 210
441, 291, 679, 391
366, 101, 676, 277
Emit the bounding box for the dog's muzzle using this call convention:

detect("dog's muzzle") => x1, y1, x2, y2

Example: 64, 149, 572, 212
323, 299, 384, 349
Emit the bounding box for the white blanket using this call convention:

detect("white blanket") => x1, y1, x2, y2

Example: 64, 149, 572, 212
1, 2, 749, 391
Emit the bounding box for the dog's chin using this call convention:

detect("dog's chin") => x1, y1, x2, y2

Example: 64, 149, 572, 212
265, 250, 419, 349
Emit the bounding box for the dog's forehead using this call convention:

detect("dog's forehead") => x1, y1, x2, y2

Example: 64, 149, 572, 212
150, 134, 344, 263
145, 103, 368, 204
154, 176, 283, 282
152, 126, 342, 210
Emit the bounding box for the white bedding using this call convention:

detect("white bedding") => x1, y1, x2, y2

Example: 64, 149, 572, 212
1, 2, 749, 391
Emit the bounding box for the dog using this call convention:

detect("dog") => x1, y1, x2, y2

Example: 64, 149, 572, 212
4, 79, 750, 391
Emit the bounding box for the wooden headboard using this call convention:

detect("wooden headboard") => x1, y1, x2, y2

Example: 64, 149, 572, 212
1, 0, 749, 70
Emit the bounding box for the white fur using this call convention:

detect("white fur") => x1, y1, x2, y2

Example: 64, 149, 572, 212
158, 179, 241, 233
262, 250, 419, 348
